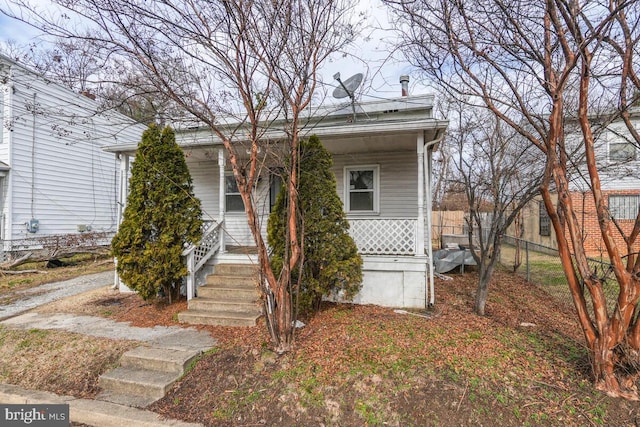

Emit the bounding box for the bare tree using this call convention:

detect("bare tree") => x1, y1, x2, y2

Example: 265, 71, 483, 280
2, 0, 357, 353
0, 38, 106, 92
445, 100, 542, 315
385, 0, 640, 398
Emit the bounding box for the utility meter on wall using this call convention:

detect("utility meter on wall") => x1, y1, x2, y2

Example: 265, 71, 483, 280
26, 218, 39, 233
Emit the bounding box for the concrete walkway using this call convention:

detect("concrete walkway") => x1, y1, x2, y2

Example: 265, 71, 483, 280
0, 272, 215, 426
0, 270, 114, 320
1, 311, 216, 347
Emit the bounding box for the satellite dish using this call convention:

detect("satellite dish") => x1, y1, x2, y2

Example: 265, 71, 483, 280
332, 72, 364, 122
332, 72, 363, 99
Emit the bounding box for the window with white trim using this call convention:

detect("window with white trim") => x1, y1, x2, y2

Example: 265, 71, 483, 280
609, 141, 637, 162
225, 175, 245, 212
609, 194, 640, 220
344, 165, 379, 213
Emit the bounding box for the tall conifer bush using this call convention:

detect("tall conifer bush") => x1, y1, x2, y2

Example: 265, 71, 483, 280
268, 135, 362, 313
112, 124, 202, 302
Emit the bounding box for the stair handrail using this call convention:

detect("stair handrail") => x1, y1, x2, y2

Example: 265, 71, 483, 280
183, 220, 223, 300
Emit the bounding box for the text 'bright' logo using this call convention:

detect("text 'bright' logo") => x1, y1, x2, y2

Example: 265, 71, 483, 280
1, 404, 68, 426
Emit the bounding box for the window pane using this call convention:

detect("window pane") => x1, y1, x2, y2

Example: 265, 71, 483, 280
270, 174, 283, 211
610, 143, 637, 162
225, 175, 239, 193
350, 192, 373, 211
226, 195, 245, 212
350, 170, 374, 190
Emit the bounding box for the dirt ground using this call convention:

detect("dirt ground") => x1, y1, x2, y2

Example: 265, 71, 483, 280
2, 263, 640, 426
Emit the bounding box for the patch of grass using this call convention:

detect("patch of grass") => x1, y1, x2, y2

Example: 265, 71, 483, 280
16, 329, 50, 349
182, 347, 219, 378
354, 399, 385, 425
6, 278, 33, 288
0, 327, 136, 398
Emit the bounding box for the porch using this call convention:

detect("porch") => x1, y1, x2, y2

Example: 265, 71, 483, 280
183, 216, 429, 308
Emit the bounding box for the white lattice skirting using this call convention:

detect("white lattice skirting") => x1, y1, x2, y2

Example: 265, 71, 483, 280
349, 218, 417, 255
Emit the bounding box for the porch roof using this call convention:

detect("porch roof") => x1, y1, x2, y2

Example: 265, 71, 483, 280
103, 94, 449, 155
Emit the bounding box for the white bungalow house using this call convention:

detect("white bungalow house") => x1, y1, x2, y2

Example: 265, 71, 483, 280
105, 90, 448, 315
0, 53, 146, 257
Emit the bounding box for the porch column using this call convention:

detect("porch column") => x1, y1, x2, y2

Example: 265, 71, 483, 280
115, 153, 132, 292
116, 153, 130, 230
416, 134, 425, 256
218, 149, 226, 253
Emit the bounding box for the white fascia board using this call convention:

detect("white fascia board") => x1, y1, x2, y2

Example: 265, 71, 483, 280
103, 117, 449, 154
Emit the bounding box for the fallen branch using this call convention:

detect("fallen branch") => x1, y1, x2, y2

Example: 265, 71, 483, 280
0, 269, 43, 275
0, 252, 33, 270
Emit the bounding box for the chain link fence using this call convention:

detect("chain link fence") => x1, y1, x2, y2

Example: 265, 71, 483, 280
499, 236, 621, 314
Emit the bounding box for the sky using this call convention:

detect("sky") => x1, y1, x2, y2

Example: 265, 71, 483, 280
320, 0, 430, 101
0, 0, 431, 102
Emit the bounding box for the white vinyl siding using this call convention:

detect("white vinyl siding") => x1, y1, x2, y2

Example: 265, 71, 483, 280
0, 87, 4, 145
187, 159, 218, 221
333, 151, 418, 218
4, 65, 145, 242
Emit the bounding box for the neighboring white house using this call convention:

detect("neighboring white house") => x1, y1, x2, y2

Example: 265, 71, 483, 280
0, 53, 146, 255
106, 87, 448, 310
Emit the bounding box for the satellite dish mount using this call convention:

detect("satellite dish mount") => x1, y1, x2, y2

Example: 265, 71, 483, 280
333, 72, 363, 122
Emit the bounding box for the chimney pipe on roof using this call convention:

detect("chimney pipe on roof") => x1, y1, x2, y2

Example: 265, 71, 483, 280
400, 75, 409, 97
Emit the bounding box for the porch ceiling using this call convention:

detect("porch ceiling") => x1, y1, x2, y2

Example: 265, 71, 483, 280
319, 132, 429, 155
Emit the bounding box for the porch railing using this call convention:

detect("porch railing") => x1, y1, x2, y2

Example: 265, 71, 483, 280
183, 220, 222, 300
348, 218, 417, 255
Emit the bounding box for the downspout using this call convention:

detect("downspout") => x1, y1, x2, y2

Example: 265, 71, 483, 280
424, 129, 445, 307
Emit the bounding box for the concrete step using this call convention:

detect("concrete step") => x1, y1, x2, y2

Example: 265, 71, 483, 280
95, 389, 159, 409
206, 274, 257, 287
120, 346, 201, 374
99, 366, 181, 400
178, 309, 261, 327
214, 263, 258, 276
188, 298, 261, 314
198, 284, 258, 300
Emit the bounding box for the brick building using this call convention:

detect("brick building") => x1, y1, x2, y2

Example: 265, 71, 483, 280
516, 108, 640, 258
